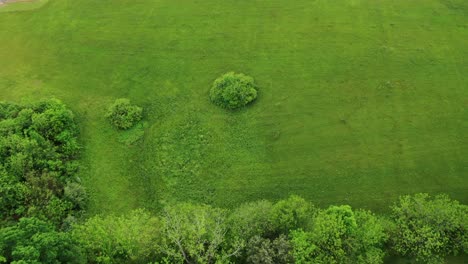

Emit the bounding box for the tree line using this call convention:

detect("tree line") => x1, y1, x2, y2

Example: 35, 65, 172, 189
1, 193, 466, 264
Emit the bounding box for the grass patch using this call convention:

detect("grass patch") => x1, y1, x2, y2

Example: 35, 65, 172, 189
118, 121, 148, 145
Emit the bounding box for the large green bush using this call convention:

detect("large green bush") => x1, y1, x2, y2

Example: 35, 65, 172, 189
209, 72, 258, 109
105, 99, 142, 130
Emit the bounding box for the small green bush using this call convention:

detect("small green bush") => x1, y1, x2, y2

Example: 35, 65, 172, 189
210, 72, 258, 109
105, 98, 142, 130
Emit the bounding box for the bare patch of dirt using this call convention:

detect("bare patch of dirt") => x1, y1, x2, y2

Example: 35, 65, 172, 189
0, 0, 37, 6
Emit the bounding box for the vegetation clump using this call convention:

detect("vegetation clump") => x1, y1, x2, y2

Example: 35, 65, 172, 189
105, 98, 142, 130
0, 217, 84, 264
0, 99, 84, 226
290, 205, 387, 263
390, 193, 468, 263
210, 72, 258, 109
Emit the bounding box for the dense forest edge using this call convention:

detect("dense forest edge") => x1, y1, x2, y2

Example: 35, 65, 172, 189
0, 99, 466, 263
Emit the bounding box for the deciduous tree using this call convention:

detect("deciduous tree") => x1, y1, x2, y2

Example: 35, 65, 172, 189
390, 193, 468, 263
290, 205, 387, 264
159, 203, 243, 263
0, 217, 84, 264
72, 209, 160, 264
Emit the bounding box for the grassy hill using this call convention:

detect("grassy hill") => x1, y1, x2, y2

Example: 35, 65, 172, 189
0, 0, 466, 215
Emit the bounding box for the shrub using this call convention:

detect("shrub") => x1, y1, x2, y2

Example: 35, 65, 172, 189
210, 72, 258, 109
105, 99, 142, 130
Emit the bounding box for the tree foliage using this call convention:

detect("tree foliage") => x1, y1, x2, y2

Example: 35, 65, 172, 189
0, 99, 84, 225
271, 195, 314, 234
72, 210, 160, 264
209, 72, 258, 109
290, 205, 387, 264
390, 193, 468, 263
246, 235, 293, 264
0, 217, 84, 264
159, 203, 243, 264
105, 99, 142, 130
229, 200, 275, 240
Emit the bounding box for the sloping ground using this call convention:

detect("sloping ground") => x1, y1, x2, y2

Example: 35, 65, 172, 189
0, 0, 466, 216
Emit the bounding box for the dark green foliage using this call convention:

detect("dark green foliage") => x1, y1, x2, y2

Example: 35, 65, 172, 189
390, 193, 468, 263
246, 235, 293, 264
229, 196, 313, 263
0, 169, 27, 220
290, 205, 387, 264
73, 210, 160, 264
0, 100, 79, 178
105, 99, 143, 130
0, 217, 84, 264
0, 99, 84, 225
209, 72, 258, 109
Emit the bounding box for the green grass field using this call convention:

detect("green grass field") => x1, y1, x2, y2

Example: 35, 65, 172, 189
0, 0, 467, 216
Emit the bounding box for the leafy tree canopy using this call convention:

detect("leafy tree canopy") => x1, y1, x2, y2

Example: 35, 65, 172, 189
0, 99, 83, 225
246, 235, 293, 264
390, 193, 468, 263
159, 203, 243, 264
72, 210, 160, 264
290, 205, 387, 264
271, 195, 314, 234
0, 217, 84, 264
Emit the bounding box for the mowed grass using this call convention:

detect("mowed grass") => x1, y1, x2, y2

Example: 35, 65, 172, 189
0, 0, 467, 215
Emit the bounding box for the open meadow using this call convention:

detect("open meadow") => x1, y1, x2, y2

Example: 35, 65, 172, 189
0, 0, 467, 217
